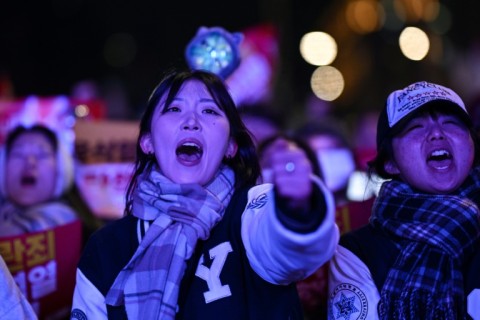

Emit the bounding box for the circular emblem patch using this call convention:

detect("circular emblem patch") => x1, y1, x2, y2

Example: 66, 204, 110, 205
329, 283, 368, 320
70, 308, 87, 320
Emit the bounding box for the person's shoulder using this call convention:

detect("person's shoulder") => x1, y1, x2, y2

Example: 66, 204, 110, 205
83, 215, 139, 252
78, 215, 140, 297
91, 215, 137, 239
340, 224, 398, 266
341, 224, 371, 243
79, 215, 139, 276
340, 224, 398, 291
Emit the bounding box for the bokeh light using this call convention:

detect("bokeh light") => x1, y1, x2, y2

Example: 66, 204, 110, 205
422, 0, 440, 21
310, 66, 344, 101
345, 0, 385, 34
399, 26, 430, 61
300, 32, 337, 66
74, 104, 90, 118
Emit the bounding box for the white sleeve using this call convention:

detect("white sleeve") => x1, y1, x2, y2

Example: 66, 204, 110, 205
241, 178, 339, 285
328, 245, 380, 320
0, 256, 37, 320
71, 269, 107, 319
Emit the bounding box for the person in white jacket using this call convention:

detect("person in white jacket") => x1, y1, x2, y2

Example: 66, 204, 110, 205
0, 255, 37, 319
71, 68, 339, 320
328, 81, 480, 320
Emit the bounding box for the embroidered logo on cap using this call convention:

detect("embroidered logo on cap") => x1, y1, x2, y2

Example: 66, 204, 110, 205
386, 81, 467, 128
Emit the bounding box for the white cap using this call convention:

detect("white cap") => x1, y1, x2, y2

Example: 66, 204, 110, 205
386, 81, 467, 128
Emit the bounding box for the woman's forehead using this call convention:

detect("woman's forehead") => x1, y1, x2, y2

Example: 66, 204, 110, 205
161, 80, 211, 102
12, 132, 52, 145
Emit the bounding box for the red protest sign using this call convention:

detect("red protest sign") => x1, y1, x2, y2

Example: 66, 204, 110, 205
0, 220, 82, 320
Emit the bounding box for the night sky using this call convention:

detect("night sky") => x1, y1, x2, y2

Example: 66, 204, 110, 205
2, 0, 480, 120
1, 0, 328, 115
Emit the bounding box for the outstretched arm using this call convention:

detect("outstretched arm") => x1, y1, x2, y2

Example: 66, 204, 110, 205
242, 138, 339, 284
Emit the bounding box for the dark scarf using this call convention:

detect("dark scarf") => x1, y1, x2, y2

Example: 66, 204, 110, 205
370, 167, 480, 319
105, 164, 235, 320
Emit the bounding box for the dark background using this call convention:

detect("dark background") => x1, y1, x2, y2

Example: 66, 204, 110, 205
2, 0, 480, 122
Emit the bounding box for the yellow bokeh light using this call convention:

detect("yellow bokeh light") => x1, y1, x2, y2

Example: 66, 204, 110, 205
423, 0, 440, 21
399, 26, 430, 61
346, 0, 385, 34
393, 0, 439, 23
300, 32, 337, 66
310, 66, 344, 101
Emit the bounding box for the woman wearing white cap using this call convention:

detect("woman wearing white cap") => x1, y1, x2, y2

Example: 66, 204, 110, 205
327, 81, 480, 319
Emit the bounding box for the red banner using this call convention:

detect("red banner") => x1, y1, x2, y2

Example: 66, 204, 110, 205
0, 220, 82, 320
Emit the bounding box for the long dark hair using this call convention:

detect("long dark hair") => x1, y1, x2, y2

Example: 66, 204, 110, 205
124, 68, 260, 215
